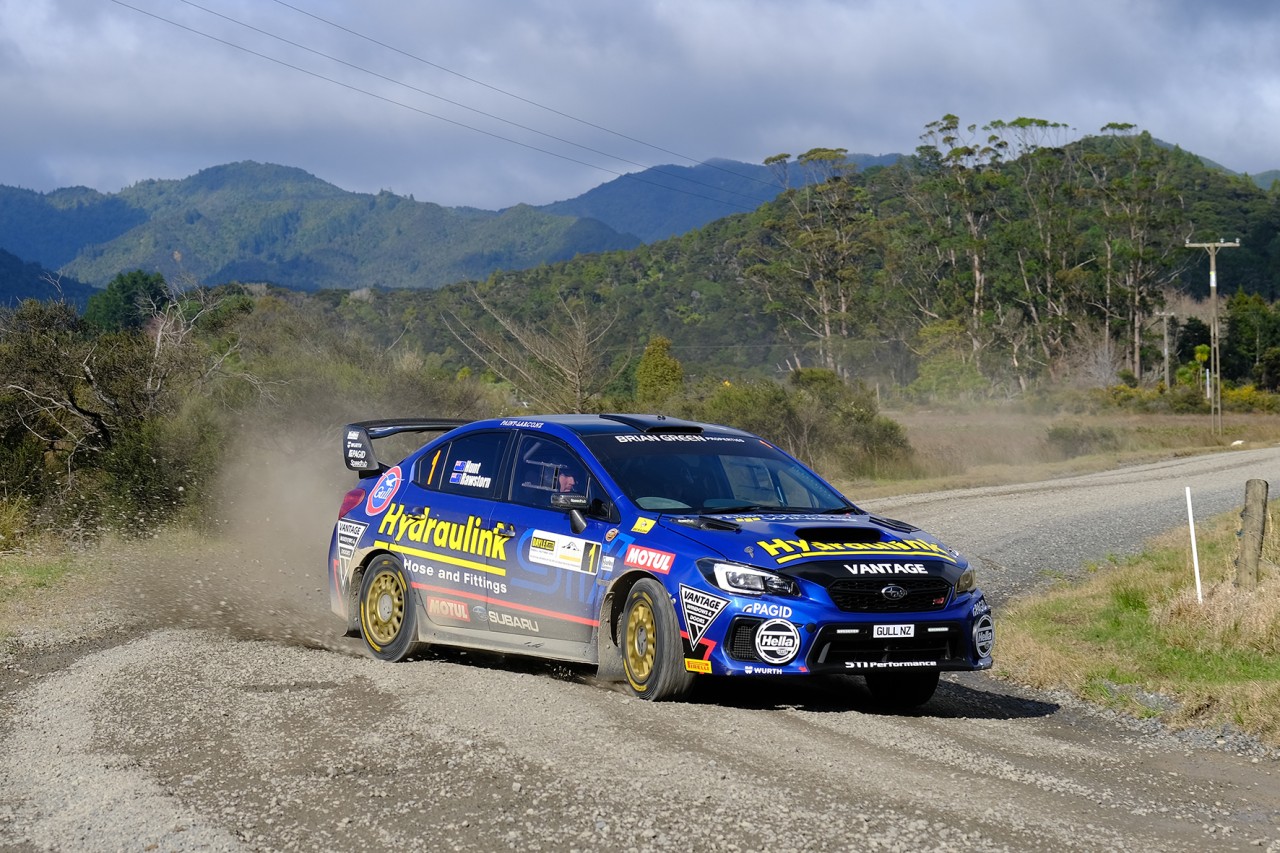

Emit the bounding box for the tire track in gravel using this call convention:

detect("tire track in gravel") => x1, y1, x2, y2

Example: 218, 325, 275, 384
3, 445, 1280, 851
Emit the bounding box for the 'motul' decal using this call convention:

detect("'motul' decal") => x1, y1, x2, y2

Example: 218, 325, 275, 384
624, 544, 675, 573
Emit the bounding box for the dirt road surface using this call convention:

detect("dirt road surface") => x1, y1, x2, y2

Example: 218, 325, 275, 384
2, 444, 1279, 852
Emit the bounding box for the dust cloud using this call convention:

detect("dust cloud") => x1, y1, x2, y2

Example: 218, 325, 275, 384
107, 419, 362, 654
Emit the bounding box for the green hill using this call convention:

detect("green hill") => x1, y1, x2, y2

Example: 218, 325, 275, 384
539, 155, 900, 243
1, 162, 642, 291
0, 248, 96, 308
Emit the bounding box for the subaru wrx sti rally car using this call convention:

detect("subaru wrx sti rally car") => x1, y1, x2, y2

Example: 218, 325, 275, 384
328, 414, 993, 705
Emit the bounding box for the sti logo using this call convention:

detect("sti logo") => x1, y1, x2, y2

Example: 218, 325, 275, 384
365, 466, 402, 515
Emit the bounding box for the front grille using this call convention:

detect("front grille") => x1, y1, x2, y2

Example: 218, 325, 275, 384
806, 623, 962, 673
726, 617, 764, 662
826, 577, 951, 613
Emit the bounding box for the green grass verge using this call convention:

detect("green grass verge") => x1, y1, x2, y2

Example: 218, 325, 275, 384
993, 510, 1280, 745
0, 553, 79, 604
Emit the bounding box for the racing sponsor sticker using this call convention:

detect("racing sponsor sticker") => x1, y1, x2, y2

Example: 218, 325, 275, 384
527, 530, 599, 574
754, 619, 801, 665
874, 624, 915, 638
742, 601, 792, 618
683, 658, 712, 674
844, 562, 929, 576
755, 537, 957, 566
426, 596, 471, 623
344, 429, 373, 470
845, 660, 937, 669
974, 612, 995, 657
365, 466, 402, 515
488, 608, 540, 633
624, 544, 674, 573
377, 503, 512, 568
678, 584, 729, 647
631, 517, 656, 534
335, 519, 367, 571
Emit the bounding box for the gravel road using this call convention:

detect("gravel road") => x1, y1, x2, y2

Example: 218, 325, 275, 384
2, 444, 1279, 852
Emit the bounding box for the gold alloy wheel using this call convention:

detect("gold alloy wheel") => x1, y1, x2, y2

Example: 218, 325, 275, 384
624, 594, 657, 683
363, 570, 405, 647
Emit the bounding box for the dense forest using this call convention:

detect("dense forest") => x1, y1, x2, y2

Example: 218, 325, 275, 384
300, 119, 1280, 397
4, 117, 1280, 547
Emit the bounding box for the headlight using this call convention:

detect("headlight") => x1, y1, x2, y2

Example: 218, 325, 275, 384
700, 560, 799, 597
954, 567, 977, 594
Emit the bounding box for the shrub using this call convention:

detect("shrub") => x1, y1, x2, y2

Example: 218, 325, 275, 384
1046, 422, 1120, 459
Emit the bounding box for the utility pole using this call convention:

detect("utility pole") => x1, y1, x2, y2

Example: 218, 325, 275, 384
1185, 239, 1240, 436
1155, 311, 1174, 389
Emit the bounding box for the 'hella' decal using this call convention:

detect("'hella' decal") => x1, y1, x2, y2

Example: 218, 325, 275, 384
365, 466, 402, 515
624, 544, 675, 573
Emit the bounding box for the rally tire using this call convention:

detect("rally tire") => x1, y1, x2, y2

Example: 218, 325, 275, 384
620, 579, 693, 701
358, 554, 424, 662
863, 670, 940, 710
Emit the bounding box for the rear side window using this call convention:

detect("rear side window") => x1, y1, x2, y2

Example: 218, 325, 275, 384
418, 431, 510, 499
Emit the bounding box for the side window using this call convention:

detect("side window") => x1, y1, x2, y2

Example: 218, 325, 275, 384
418, 431, 510, 499
510, 435, 592, 509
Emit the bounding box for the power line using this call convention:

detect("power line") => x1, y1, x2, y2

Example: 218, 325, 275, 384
108, 0, 780, 213
266, 0, 782, 193
172, 0, 775, 210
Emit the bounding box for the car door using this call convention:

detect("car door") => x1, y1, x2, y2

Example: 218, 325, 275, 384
484, 433, 611, 646
378, 430, 513, 635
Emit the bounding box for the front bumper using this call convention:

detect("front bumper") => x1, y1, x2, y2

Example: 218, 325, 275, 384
700, 595, 994, 676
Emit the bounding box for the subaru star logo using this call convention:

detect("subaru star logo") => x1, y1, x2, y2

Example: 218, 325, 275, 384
881, 584, 908, 601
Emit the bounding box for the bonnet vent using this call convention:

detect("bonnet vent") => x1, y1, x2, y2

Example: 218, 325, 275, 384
793, 526, 882, 544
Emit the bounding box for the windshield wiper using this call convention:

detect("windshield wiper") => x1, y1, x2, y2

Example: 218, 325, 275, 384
700, 504, 774, 514
820, 505, 862, 515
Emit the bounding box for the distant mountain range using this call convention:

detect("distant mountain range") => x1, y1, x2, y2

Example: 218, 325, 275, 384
0, 155, 898, 303
0, 148, 1274, 305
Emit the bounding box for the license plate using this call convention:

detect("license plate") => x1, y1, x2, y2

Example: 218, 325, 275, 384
874, 624, 914, 638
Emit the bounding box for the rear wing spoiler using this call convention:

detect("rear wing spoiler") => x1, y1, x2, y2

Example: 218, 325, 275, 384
342, 418, 469, 478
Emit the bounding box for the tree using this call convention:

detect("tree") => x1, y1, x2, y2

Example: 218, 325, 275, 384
1081, 128, 1187, 380
83, 270, 171, 331
444, 287, 627, 413
742, 148, 882, 375
635, 336, 683, 407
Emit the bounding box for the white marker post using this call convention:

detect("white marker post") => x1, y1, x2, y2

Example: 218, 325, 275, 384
1184, 486, 1204, 604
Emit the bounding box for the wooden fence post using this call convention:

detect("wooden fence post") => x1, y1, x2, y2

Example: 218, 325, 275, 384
1236, 478, 1268, 589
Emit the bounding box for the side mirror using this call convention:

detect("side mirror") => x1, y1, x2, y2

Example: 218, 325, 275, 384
550, 493, 589, 511
551, 493, 590, 534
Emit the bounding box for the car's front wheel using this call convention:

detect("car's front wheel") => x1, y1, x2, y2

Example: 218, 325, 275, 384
620, 579, 693, 701
863, 670, 940, 709
358, 555, 423, 661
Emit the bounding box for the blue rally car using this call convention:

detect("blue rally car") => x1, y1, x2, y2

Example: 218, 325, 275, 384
328, 414, 994, 705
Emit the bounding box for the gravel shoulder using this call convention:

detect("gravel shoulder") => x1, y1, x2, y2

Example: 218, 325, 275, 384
2, 447, 1279, 851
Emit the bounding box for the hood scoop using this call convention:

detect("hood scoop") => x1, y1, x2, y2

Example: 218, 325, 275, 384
792, 526, 882, 544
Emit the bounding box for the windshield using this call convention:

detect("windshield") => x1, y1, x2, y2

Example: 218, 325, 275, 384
582, 433, 853, 513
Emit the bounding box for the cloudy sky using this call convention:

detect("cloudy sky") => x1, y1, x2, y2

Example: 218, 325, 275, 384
2, 0, 1278, 210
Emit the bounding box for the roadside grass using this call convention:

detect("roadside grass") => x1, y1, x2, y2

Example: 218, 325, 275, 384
0, 552, 78, 604
993, 509, 1280, 747
849, 410, 1280, 498
0, 547, 81, 641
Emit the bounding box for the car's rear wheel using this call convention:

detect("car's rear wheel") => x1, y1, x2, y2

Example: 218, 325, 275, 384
358, 555, 423, 661
863, 670, 940, 709
620, 579, 692, 701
